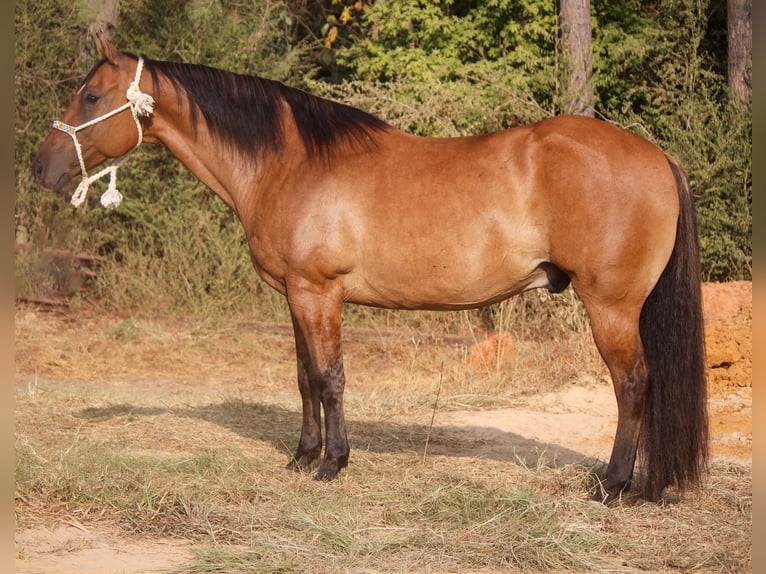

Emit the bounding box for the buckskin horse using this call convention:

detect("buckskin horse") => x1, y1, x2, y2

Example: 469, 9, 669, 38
33, 33, 707, 504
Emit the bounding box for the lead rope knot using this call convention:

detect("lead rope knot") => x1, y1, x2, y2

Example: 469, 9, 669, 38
126, 78, 154, 117
53, 57, 154, 209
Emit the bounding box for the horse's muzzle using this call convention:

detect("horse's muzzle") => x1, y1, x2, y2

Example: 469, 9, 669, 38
33, 144, 75, 192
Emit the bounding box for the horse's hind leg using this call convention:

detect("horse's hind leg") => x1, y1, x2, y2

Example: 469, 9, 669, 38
286, 280, 349, 481
582, 296, 649, 504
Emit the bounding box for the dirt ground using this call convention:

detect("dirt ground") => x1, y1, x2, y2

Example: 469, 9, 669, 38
14, 281, 752, 573
451, 281, 752, 466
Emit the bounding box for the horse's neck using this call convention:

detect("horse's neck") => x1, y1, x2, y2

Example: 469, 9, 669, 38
148, 113, 253, 212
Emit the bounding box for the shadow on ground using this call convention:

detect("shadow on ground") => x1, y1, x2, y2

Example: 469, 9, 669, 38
74, 399, 606, 471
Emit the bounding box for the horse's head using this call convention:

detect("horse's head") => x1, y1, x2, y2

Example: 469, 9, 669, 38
33, 33, 153, 195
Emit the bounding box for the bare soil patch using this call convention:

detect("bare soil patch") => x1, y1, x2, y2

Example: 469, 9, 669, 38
15, 524, 192, 574
14, 282, 751, 573
446, 281, 752, 466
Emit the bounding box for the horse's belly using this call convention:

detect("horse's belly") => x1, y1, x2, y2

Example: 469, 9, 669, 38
342, 252, 550, 310
335, 210, 551, 309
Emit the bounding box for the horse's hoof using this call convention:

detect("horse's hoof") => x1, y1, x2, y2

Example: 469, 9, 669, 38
286, 454, 317, 473
314, 459, 341, 481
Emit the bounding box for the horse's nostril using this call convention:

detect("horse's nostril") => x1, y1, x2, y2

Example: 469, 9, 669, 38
33, 157, 45, 183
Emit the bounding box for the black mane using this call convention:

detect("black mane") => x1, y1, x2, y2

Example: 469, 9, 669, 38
140, 57, 389, 162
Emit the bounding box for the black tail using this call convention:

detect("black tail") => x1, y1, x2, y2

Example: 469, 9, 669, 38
638, 156, 708, 500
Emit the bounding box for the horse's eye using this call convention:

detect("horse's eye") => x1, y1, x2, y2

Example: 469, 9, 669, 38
84, 93, 99, 104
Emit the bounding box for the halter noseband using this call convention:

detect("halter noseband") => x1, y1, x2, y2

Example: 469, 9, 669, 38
52, 57, 154, 208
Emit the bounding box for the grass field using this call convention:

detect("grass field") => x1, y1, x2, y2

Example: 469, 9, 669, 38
14, 296, 752, 573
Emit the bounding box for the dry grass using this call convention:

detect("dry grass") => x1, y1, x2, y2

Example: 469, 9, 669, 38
14, 305, 751, 573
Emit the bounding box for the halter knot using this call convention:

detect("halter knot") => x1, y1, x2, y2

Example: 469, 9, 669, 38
126, 70, 154, 117
127, 85, 155, 117
52, 56, 154, 208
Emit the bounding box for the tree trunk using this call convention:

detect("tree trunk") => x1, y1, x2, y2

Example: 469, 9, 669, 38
78, 1, 120, 68
560, 0, 594, 116
727, 0, 751, 107
76, 0, 120, 35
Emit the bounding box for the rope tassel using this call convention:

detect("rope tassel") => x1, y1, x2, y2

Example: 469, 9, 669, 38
100, 169, 124, 209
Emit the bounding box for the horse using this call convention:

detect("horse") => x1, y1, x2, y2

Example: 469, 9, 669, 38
33, 33, 708, 504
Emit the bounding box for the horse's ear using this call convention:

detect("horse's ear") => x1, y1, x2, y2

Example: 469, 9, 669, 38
94, 30, 124, 65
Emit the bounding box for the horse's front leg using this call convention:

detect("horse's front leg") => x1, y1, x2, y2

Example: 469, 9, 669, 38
286, 350, 322, 471
286, 280, 349, 481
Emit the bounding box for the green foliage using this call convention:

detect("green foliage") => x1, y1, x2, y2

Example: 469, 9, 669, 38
115, 0, 308, 80
684, 107, 751, 281
591, 0, 751, 280
324, 0, 559, 134
86, 149, 286, 316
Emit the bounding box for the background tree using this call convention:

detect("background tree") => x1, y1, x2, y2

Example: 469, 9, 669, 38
726, 0, 751, 107
559, 0, 594, 116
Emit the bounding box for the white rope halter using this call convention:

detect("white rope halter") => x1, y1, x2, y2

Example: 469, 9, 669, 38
52, 57, 154, 209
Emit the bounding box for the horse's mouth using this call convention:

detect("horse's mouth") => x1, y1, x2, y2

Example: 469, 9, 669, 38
38, 169, 75, 194
51, 172, 74, 194
33, 154, 77, 193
